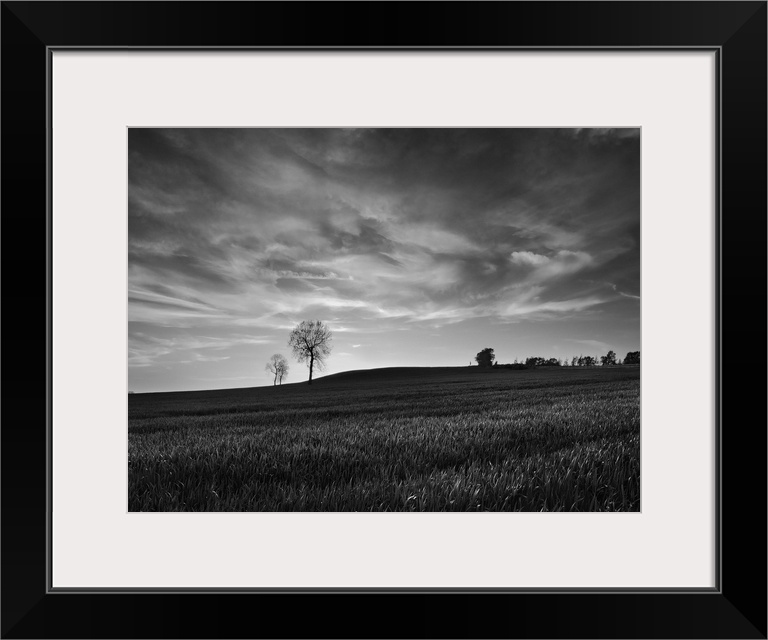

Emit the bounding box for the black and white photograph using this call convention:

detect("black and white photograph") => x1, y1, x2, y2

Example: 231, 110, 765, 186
128, 127, 640, 512
5, 0, 763, 633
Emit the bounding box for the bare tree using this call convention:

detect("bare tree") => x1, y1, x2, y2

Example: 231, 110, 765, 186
265, 353, 289, 386
288, 320, 333, 384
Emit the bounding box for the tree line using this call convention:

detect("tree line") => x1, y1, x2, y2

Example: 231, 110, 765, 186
263, 324, 639, 387
475, 347, 639, 369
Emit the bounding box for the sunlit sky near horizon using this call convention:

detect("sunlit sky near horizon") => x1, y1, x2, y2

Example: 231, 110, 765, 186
129, 128, 640, 393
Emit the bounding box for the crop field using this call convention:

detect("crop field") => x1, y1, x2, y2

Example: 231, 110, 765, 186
128, 366, 640, 512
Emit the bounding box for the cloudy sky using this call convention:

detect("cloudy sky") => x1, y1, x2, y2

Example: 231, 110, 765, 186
129, 128, 640, 392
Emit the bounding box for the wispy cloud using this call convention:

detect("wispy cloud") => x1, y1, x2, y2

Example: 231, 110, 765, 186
129, 128, 639, 390
128, 330, 274, 368
566, 338, 613, 354
611, 283, 641, 300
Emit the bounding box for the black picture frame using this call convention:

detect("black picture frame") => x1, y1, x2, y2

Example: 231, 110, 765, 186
2, 2, 765, 638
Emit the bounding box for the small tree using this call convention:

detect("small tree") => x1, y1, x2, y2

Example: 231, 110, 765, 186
475, 348, 495, 368
265, 353, 289, 386
571, 356, 579, 367
288, 320, 333, 384
624, 351, 640, 365
600, 350, 617, 366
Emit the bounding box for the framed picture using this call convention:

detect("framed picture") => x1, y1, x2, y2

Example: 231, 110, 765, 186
3, 2, 765, 638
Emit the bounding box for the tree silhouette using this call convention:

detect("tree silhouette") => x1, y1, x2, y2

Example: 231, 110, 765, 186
475, 348, 495, 368
288, 320, 333, 384
265, 353, 289, 386
600, 350, 617, 366
624, 351, 640, 365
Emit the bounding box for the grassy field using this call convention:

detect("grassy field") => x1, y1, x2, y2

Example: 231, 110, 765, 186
129, 366, 640, 512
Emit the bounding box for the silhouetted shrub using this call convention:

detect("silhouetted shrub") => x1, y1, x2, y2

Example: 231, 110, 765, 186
624, 351, 640, 365
525, 357, 561, 368
475, 348, 496, 368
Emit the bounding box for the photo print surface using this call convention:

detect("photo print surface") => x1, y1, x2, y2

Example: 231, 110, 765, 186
128, 128, 640, 512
